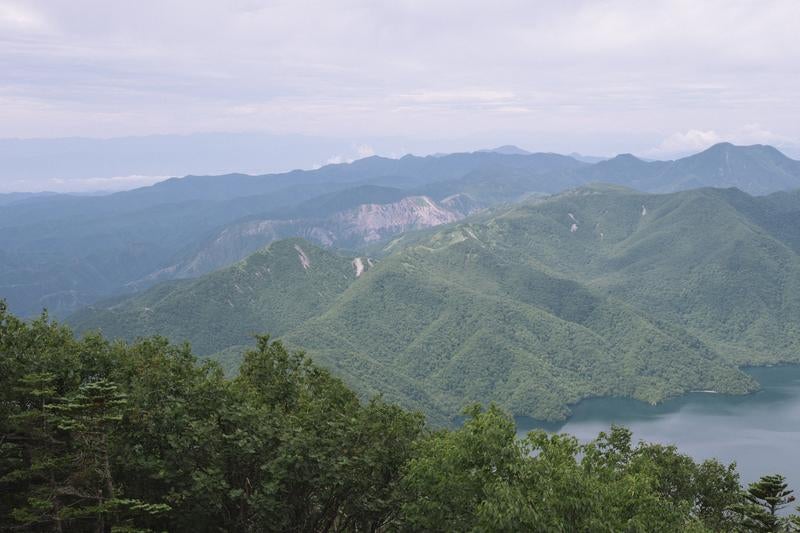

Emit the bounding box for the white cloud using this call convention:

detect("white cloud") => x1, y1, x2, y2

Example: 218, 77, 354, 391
646, 125, 799, 158
0, 174, 169, 193
734, 124, 794, 146
321, 143, 380, 167
325, 155, 346, 165
646, 130, 723, 157
356, 144, 375, 158
0, 2, 48, 31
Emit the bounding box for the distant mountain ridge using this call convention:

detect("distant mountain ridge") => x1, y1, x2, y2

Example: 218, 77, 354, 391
477, 145, 532, 155
0, 191, 59, 206
3, 142, 800, 317
579, 143, 800, 194
0, 150, 583, 316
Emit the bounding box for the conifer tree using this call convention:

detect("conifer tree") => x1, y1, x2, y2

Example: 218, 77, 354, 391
732, 474, 796, 532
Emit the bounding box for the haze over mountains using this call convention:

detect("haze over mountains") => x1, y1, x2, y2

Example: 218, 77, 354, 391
0, 133, 358, 191
3, 142, 800, 319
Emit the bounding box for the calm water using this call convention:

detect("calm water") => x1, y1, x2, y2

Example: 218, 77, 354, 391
517, 365, 800, 492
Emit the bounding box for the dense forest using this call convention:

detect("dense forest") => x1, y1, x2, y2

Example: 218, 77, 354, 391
2, 303, 799, 531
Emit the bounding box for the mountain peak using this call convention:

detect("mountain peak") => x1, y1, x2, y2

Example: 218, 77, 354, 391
660, 142, 800, 194
706, 141, 735, 150
594, 153, 649, 168
698, 142, 792, 160
699, 142, 744, 157
477, 145, 531, 155
611, 153, 643, 162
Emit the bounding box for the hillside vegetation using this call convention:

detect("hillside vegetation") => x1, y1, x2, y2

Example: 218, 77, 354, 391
70, 185, 800, 423
69, 239, 362, 356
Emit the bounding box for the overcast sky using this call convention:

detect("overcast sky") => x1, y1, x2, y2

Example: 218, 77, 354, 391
2, 0, 800, 191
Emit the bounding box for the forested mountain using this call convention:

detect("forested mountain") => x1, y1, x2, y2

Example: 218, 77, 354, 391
70, 185, 800, 423
5, 306, 800, 531
281, 186, 800, 420
3, 143, 799, 319
69, 239, 365, 367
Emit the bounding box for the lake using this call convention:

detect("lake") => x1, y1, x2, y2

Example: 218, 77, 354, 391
517, 365, 800, 493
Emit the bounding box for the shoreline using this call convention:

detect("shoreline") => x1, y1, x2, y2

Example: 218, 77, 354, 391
515, 362, 800, 430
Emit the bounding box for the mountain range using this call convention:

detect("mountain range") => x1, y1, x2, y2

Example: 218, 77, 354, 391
3, 142, 800, 319
580, 143, 800, 194
68, 184, 800, 424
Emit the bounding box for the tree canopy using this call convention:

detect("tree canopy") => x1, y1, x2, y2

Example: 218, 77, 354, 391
2, 303, 799, 531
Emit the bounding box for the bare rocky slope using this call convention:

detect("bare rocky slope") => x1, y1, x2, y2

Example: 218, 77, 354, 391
139, 194, 476, 283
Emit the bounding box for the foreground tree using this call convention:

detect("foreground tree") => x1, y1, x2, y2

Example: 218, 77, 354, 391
399, 412, 749, 532
731, 474, 796, 532
0, 306, 423, 531
228, 335, 424, 531
2, 303, 800, 531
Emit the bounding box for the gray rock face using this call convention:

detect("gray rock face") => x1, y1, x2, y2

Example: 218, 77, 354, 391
140, 195, 473, 283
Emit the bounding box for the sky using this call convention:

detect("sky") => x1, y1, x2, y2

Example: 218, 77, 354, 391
1, 0, 800, 191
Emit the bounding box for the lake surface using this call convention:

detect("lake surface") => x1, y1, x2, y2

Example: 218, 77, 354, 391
517, 365, 800, 492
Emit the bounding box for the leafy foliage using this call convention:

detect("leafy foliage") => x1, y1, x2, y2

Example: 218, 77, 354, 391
400, 411, 755, 532
1, 304, 423, 531
2, 306, 800, 530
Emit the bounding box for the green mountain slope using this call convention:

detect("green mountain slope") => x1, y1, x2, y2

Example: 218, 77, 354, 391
70, 185, 800, 423
311, 188, 800, 420
460, 186, 800, 365
69, 239, 364, 355
285, 234, 755, 422
657, 143, 800, 193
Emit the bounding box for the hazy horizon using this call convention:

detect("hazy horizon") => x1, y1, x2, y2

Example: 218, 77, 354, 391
3, 134, 799, 194
2, 0, 800, 192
